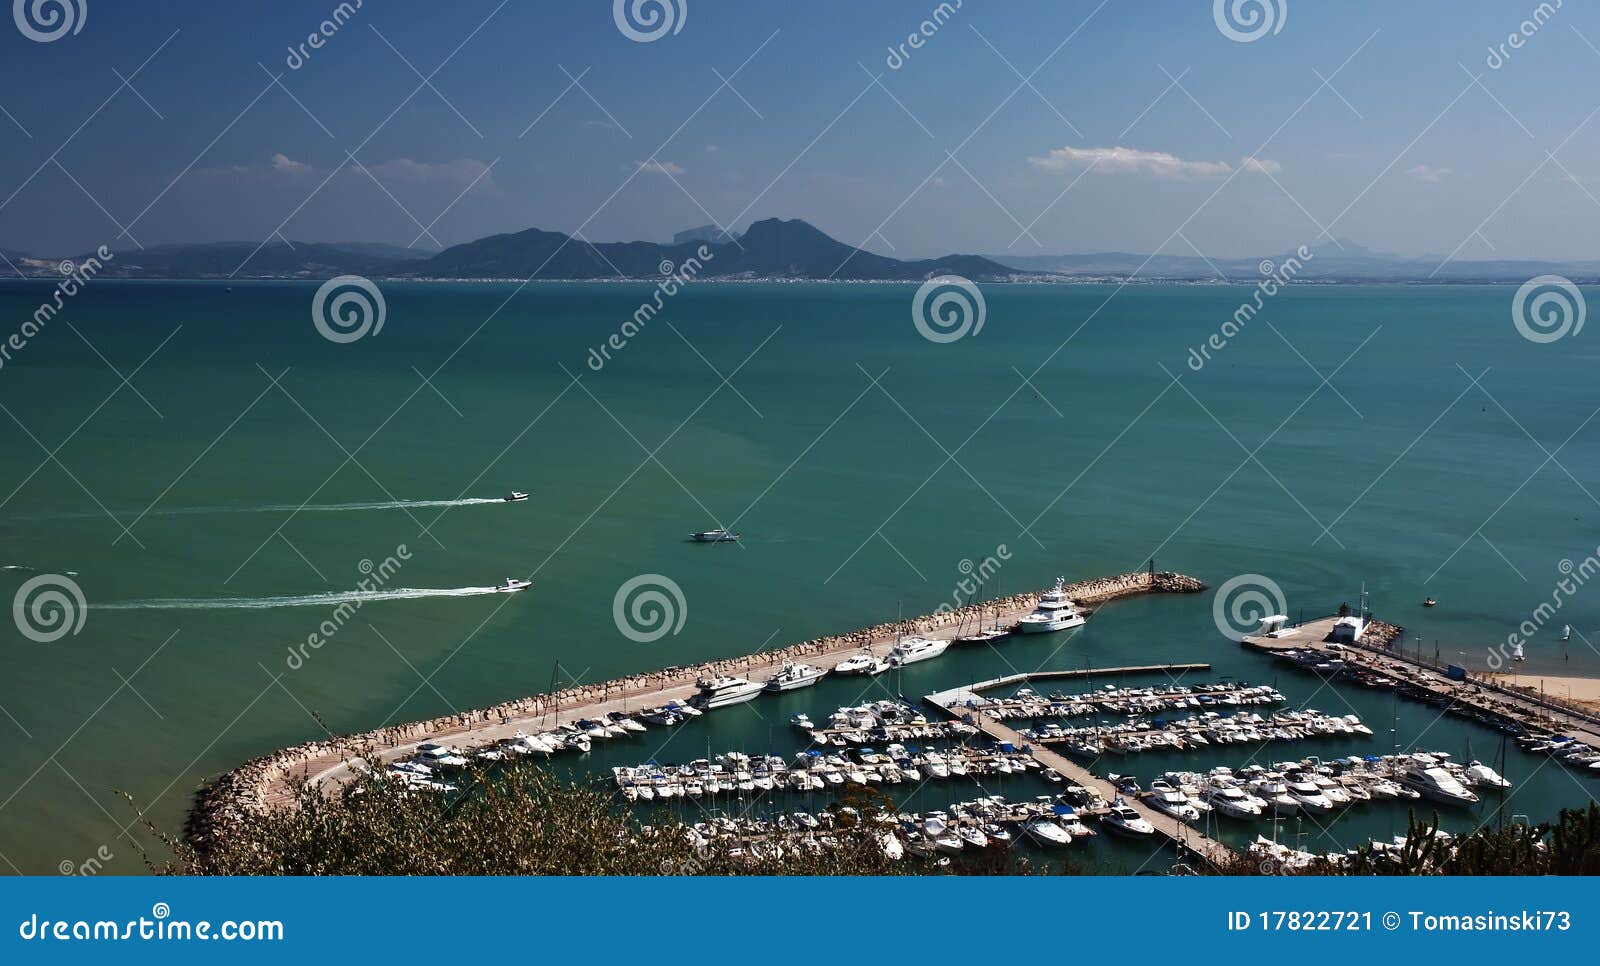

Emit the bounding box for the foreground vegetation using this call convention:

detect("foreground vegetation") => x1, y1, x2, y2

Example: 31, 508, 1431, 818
155, 760, 1599, 875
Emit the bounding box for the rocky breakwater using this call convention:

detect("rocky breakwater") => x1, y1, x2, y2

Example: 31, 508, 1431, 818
186, 570, 1206, 853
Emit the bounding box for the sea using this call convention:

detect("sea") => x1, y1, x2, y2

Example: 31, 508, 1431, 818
1, 278, 1597, 874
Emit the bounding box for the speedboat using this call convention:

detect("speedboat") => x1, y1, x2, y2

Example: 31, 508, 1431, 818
690, 675, 765, 710
690, 529, 740, 543
504, 491, 529, 502
763, 660, 827, 692
887, 636, 949, 667
498, 577, 532, 592
1014, 577, 1087, 634
1463, 760, 1511, 789
1101, 802, 1155, 837
832, 651, 888, 675
1024, 818, 1073, 846
1399, 762, 1480, 807
957, 825, 989, 849
1147, 780, 1201, 822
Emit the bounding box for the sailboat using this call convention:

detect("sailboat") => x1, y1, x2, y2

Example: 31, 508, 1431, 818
954, 581, 1011, 646
1510, 640, 1526, 662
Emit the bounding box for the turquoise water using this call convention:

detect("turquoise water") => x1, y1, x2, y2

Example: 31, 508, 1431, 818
0, 280, 1597, 874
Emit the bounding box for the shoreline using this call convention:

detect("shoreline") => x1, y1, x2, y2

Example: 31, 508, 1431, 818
1491, 673, 1600, 715
185, 570, 1206, 853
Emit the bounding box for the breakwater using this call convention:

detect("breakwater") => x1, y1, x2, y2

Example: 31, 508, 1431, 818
186, 570, 1205, 852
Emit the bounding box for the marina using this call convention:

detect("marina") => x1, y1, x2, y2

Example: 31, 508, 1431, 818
185, 578, 1600, 871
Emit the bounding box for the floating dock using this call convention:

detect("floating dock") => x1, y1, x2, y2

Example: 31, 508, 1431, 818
922, 664, 1238, 869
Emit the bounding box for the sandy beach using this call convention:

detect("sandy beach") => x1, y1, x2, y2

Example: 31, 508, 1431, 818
1495, 674, 1600, 715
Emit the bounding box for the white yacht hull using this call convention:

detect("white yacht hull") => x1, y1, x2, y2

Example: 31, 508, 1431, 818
1015, 615, 1086, 634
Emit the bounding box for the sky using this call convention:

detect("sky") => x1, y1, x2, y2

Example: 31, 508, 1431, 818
1, 0, 1598, 261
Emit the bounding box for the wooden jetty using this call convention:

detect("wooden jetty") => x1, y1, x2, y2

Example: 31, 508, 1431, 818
922, 665, 1237, 869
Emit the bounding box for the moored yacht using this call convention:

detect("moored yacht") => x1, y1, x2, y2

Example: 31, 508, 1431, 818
1101, 801, 1155, 837
887, 636, 950, 667
1399, 762, 1480, 806
763, 660, 827, 692
1014, 577, 1087, 634
832, 651, 889, 675
690, 675, 765, 710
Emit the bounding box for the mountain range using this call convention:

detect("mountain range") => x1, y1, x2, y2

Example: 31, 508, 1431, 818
0, 221, 1593, 283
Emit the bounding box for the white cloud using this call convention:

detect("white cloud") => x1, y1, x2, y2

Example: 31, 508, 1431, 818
1240, 156, 1282, 175
636, 159, 686, 175
200, 155, 496, 191
1028, 145, 1250, 180
1405, 164, 1452, 183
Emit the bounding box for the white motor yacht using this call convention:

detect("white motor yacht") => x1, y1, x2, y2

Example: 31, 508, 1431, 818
1014, 577, 1087, 633
1146, 780, 1200, 821
690, 675, 765, 710
887, 636, 950, 667
1024, 818, 1073, 846
763, 660, 827, 692
498, 577, 532, 592
1101, 802, 1155, 837
832, 651, 889, 676
1203, 781, 1266, 819
1399, 762, 1480, 807
1284, 778, 1335, 813
504, 491, 529, 502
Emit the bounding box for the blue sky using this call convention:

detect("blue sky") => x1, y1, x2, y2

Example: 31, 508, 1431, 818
1, 0, 1598, 260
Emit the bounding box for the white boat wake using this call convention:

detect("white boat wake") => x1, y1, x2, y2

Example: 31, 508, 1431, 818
93, 586, 510, 610
15, 497, 510, 521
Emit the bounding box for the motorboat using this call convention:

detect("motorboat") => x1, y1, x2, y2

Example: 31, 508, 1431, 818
789, 713, 815, 731
887, 636, 950, 667
1146, 780, 1200, 821
690, 529, 740, 543
498, 577, 532, 592
1283, 778, 1335, 813
763, 660, 827, 692
690, 675, 765, 710
504, 491, 529, 502
1014, 577, 1087, 634
1203, 781, 1265, 819
1024, 818, 1073, 846
1101, 802, 1155, 837
832, 651, 889, 675
1399, 762, 1480, 807
1462, 760, 1511, 789
414, 743, 469, 769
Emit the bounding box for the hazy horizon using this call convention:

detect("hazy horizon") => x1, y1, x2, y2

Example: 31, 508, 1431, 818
3, 1, 1599, 266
